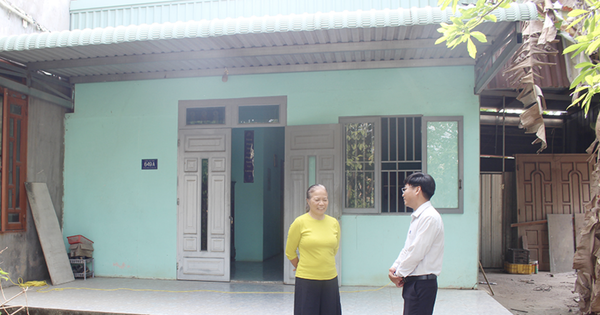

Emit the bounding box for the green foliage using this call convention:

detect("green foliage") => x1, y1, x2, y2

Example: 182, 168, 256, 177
436, 0, 511, 58
436, 0, 600, 116
563, 1, 600, 115
567, 62, 600, 114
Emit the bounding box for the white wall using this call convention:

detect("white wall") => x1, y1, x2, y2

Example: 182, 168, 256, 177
0, 0, 71, 37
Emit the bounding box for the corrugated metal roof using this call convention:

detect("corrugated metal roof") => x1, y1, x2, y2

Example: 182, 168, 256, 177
3, 4, 537, 52
0, 3, 538, 84
487, 41, 571, 90
70, 0, 479, 30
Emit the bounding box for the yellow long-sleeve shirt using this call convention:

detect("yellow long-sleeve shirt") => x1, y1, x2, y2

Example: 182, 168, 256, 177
285, 213, 340, 280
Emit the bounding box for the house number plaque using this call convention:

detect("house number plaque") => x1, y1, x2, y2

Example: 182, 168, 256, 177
142, 159, 158, 170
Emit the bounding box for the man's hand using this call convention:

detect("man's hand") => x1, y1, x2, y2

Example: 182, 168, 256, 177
388, 268, 404, 288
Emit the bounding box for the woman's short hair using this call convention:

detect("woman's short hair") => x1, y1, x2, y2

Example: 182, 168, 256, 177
305, 184, 327, 211
404, 172, 435, 200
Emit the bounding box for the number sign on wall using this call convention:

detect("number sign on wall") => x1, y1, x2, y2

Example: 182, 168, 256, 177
142, 159, 158, 170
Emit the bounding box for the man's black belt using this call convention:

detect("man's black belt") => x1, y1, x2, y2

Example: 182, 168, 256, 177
404, 274, 437, 283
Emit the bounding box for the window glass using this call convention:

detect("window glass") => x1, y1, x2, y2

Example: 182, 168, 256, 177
427, 121, 459, 208
308, 156, 316, 187
345, 122, 375, 209
15, 166, 19, 209
10, 104, 21, 115
201, 159, 208, 251
16, 120, 20, 161
238, 105, 279, 124
186, 107, 225, 125
8, 213, 18, 223
8, 189, 12, 209
8, 142, 12, 185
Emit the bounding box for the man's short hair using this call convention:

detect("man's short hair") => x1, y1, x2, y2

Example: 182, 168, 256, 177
404, 172, 435, 200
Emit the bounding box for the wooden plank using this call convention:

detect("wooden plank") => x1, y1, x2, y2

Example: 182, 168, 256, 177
491, 174, 503, 267
511, 220, 547, 227
25, 182, 75, 285
547, 214, 575, 273
503, 172, 517, 253
522, 234, 528, 250
480, 173, 506, 268
480, 174, 492, 266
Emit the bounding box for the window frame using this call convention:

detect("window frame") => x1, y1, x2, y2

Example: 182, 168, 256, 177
340, 116, 380, 214
422, 116, 464, 214
178, 96, 287, 129
341, 115, 463, 215
1, 88, 28, 232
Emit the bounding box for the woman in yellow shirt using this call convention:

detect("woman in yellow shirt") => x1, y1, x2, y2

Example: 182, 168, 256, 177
285, 184, 341, 315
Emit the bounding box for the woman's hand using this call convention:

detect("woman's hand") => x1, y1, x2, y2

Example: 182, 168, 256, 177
290, 257, 299, 271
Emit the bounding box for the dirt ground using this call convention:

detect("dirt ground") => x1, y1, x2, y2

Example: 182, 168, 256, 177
478, 269, 580, 315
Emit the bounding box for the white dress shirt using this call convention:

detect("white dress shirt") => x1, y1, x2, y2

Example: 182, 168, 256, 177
391, 201, 444, 277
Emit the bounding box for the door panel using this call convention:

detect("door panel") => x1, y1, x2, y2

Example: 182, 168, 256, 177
178, 129, 231, 281
515, 154, 592, 271
283, 124, 341, 285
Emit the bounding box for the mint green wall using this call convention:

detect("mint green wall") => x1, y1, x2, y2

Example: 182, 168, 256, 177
232, 128, 264, 261
63, 93, 176, 278
64, 66, 479, 287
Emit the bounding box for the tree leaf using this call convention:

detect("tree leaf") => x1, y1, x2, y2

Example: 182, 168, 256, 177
435, 36, 448, 45
571, 91, 587, 105
586, 38, 600, 55
467, 37, 477, 59
483, 15, 497, 22
585, 75, 595, 86
499, 1, 511, 9
568, 9, 589, 17
575, 62, 595, 69
567, 15, 587, 30
563, 43, 584, 54
470, 31, 487, 43
438, 0, 451, 9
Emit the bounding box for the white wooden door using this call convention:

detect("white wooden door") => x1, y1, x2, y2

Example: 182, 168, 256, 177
177, 129, 231, 281
283, 124, 342, 285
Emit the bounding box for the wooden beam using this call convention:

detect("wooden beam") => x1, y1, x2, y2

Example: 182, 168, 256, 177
0, 76, 73, 110
510, 220, 547, 228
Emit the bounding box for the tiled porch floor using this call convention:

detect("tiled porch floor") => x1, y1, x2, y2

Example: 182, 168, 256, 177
3, 277, 511, 315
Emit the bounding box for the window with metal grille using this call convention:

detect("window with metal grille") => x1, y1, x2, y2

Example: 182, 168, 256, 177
342, 115, 463, 214
381, 117, 422, 213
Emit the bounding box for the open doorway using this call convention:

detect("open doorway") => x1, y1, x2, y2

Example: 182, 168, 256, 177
230, 127, 285, 282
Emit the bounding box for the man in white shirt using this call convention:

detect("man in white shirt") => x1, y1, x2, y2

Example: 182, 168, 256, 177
388, 172, 444, 315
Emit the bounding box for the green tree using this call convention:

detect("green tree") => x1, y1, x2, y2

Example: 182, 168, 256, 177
437, 0, 597, 115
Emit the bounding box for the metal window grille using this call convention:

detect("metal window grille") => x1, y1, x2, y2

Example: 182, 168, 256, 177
381, 117, 422, 213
